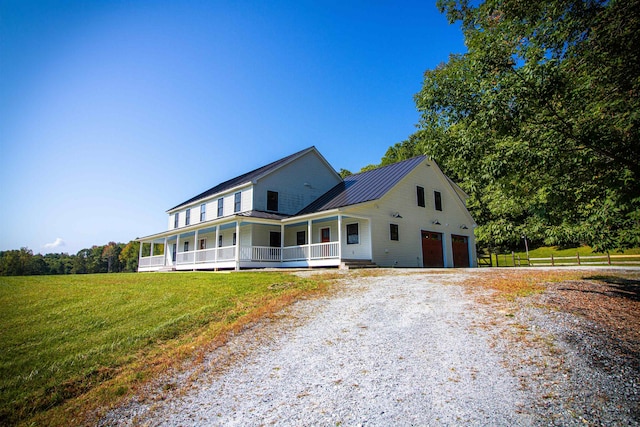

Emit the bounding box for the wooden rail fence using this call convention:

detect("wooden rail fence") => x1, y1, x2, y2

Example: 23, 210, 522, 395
477, 253, 640, 267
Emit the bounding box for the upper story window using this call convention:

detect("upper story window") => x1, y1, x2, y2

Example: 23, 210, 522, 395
347, 223, 359, 245
174, 212, 179, 229
185, 208, 191, 226
234, 192, 241, 212
217, 198, 224, 217
417, 186, 425, 207
267, 191, 278, 212
390, 224, 399, 241
434, 191, 442, 211
200, 204, 206, 222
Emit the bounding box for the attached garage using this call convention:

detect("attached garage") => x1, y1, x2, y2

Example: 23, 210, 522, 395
451, 234, 470, 268
421, 231, 444, 268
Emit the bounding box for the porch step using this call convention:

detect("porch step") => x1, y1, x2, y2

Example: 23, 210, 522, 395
156, 267, 176, 272
340, 259, 378, 270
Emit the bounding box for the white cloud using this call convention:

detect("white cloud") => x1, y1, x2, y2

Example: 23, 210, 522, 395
43, 237, 66, 250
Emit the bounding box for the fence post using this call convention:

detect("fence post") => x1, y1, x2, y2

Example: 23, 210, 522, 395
607, 252, 611, 265
577, 252, 580, 265
517, 255, 521, 267
551, 254, 554, 266
495, 251, 499, 267
512, 251, 516, 267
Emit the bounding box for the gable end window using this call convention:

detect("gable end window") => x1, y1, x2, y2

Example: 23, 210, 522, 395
390, 224, 399, 241
417, 186, 425, 207
234, 192, 241, 213
217, 198, 224, 217
434, 191, 442, 211
185, 208, 191, 226
346, 223, 359, 245
200, 204, 206, 221
267, 191, 278, 212
174, 212, 179, 229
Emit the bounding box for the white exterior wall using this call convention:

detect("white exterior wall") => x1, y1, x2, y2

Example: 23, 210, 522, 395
340, 219, 370, 260
167, 187, 254, 231
345, 159, 476, 268
253, 151, 341, 215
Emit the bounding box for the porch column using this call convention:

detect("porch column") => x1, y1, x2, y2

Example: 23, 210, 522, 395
150, 242, 154, 258
176, 234, 180, 266
163, 237, 168, 266
235, 221, 240, 270
214, 226, 219, 263
280, 223, 285, 262
138, 241, 143, 268
307, 219, 312, 262
193, 229, 199, 267
368, 218, 373, 261
337, 214, 343, 260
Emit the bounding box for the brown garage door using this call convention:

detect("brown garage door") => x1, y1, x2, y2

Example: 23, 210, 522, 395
452, 234, 470, 268
421, 231, 444, 268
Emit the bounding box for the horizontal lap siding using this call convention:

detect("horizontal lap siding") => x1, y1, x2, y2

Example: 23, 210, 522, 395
253, 151, 341, 215
346, 160, 476, 268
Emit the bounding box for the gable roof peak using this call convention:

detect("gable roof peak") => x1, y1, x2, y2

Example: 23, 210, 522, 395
167, 146, 322, 212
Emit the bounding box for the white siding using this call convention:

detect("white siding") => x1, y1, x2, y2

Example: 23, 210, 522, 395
253, 151, 341, 214
345, 159, 476, 268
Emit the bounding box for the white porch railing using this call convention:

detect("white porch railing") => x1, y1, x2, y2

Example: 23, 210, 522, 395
140, 242, 340, 268
139, 255, 165, 267
310, 242, 339, 259
176, 246, 237, 265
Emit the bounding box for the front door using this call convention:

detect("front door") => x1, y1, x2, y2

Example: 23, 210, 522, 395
421, 231, 444, 268
321, 228, 330, 243
451, 234, 470, 268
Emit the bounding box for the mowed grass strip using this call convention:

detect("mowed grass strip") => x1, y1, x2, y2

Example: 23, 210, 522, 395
0, 272, 327, 426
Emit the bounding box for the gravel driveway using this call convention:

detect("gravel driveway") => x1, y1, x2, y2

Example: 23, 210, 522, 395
100, 270, 639, 426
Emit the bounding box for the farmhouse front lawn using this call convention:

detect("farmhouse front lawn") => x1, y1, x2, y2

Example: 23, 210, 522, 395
0, 272, 328, 426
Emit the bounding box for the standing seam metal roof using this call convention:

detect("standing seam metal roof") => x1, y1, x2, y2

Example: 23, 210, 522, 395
296, 155, 427, 215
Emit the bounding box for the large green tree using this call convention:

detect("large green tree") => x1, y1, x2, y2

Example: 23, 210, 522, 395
402, 0, 639, 250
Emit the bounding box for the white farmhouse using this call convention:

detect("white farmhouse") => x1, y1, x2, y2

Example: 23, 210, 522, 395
137, 147, 477, 271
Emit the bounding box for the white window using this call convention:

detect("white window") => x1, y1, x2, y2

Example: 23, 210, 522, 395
200, 204, 206, 221
217, 198, 224, 217
185, 208, 191, 226
174, 212, 179, 228
234, 192, 241, 212
347, 223, 359, 245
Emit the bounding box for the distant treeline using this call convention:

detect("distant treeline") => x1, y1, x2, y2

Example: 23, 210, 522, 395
0, 241, 141, 276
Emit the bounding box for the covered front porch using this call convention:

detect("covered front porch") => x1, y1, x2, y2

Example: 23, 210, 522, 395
137, 212, 371, 271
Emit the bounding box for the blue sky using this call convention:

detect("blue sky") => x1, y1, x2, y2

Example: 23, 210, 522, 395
0, 0, 465, 255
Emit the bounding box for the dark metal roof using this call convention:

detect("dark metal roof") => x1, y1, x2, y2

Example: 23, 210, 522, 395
168, 146, 317, 211
237, 210, 290, 220
297, 155, 427, 215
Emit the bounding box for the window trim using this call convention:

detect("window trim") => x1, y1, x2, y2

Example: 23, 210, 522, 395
199, 238, 206, 250
185, 208, 191, 226
296, 230, 306, 246
417, 186, 425, 207
434, 190, 442, 211
267, 190, 279, 212
183, 241, 189, 252
200, 204, 206, 222
217, 198, 224, 217
174, 212, 179, 228
346, 223, 359, 245
390, 223, 399, 241
234, 192, 241, 213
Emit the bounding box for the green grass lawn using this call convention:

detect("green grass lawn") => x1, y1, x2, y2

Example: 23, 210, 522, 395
0, 272, 326, 426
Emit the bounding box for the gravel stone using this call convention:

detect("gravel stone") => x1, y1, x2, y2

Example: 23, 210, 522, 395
99, 270, 638, 426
